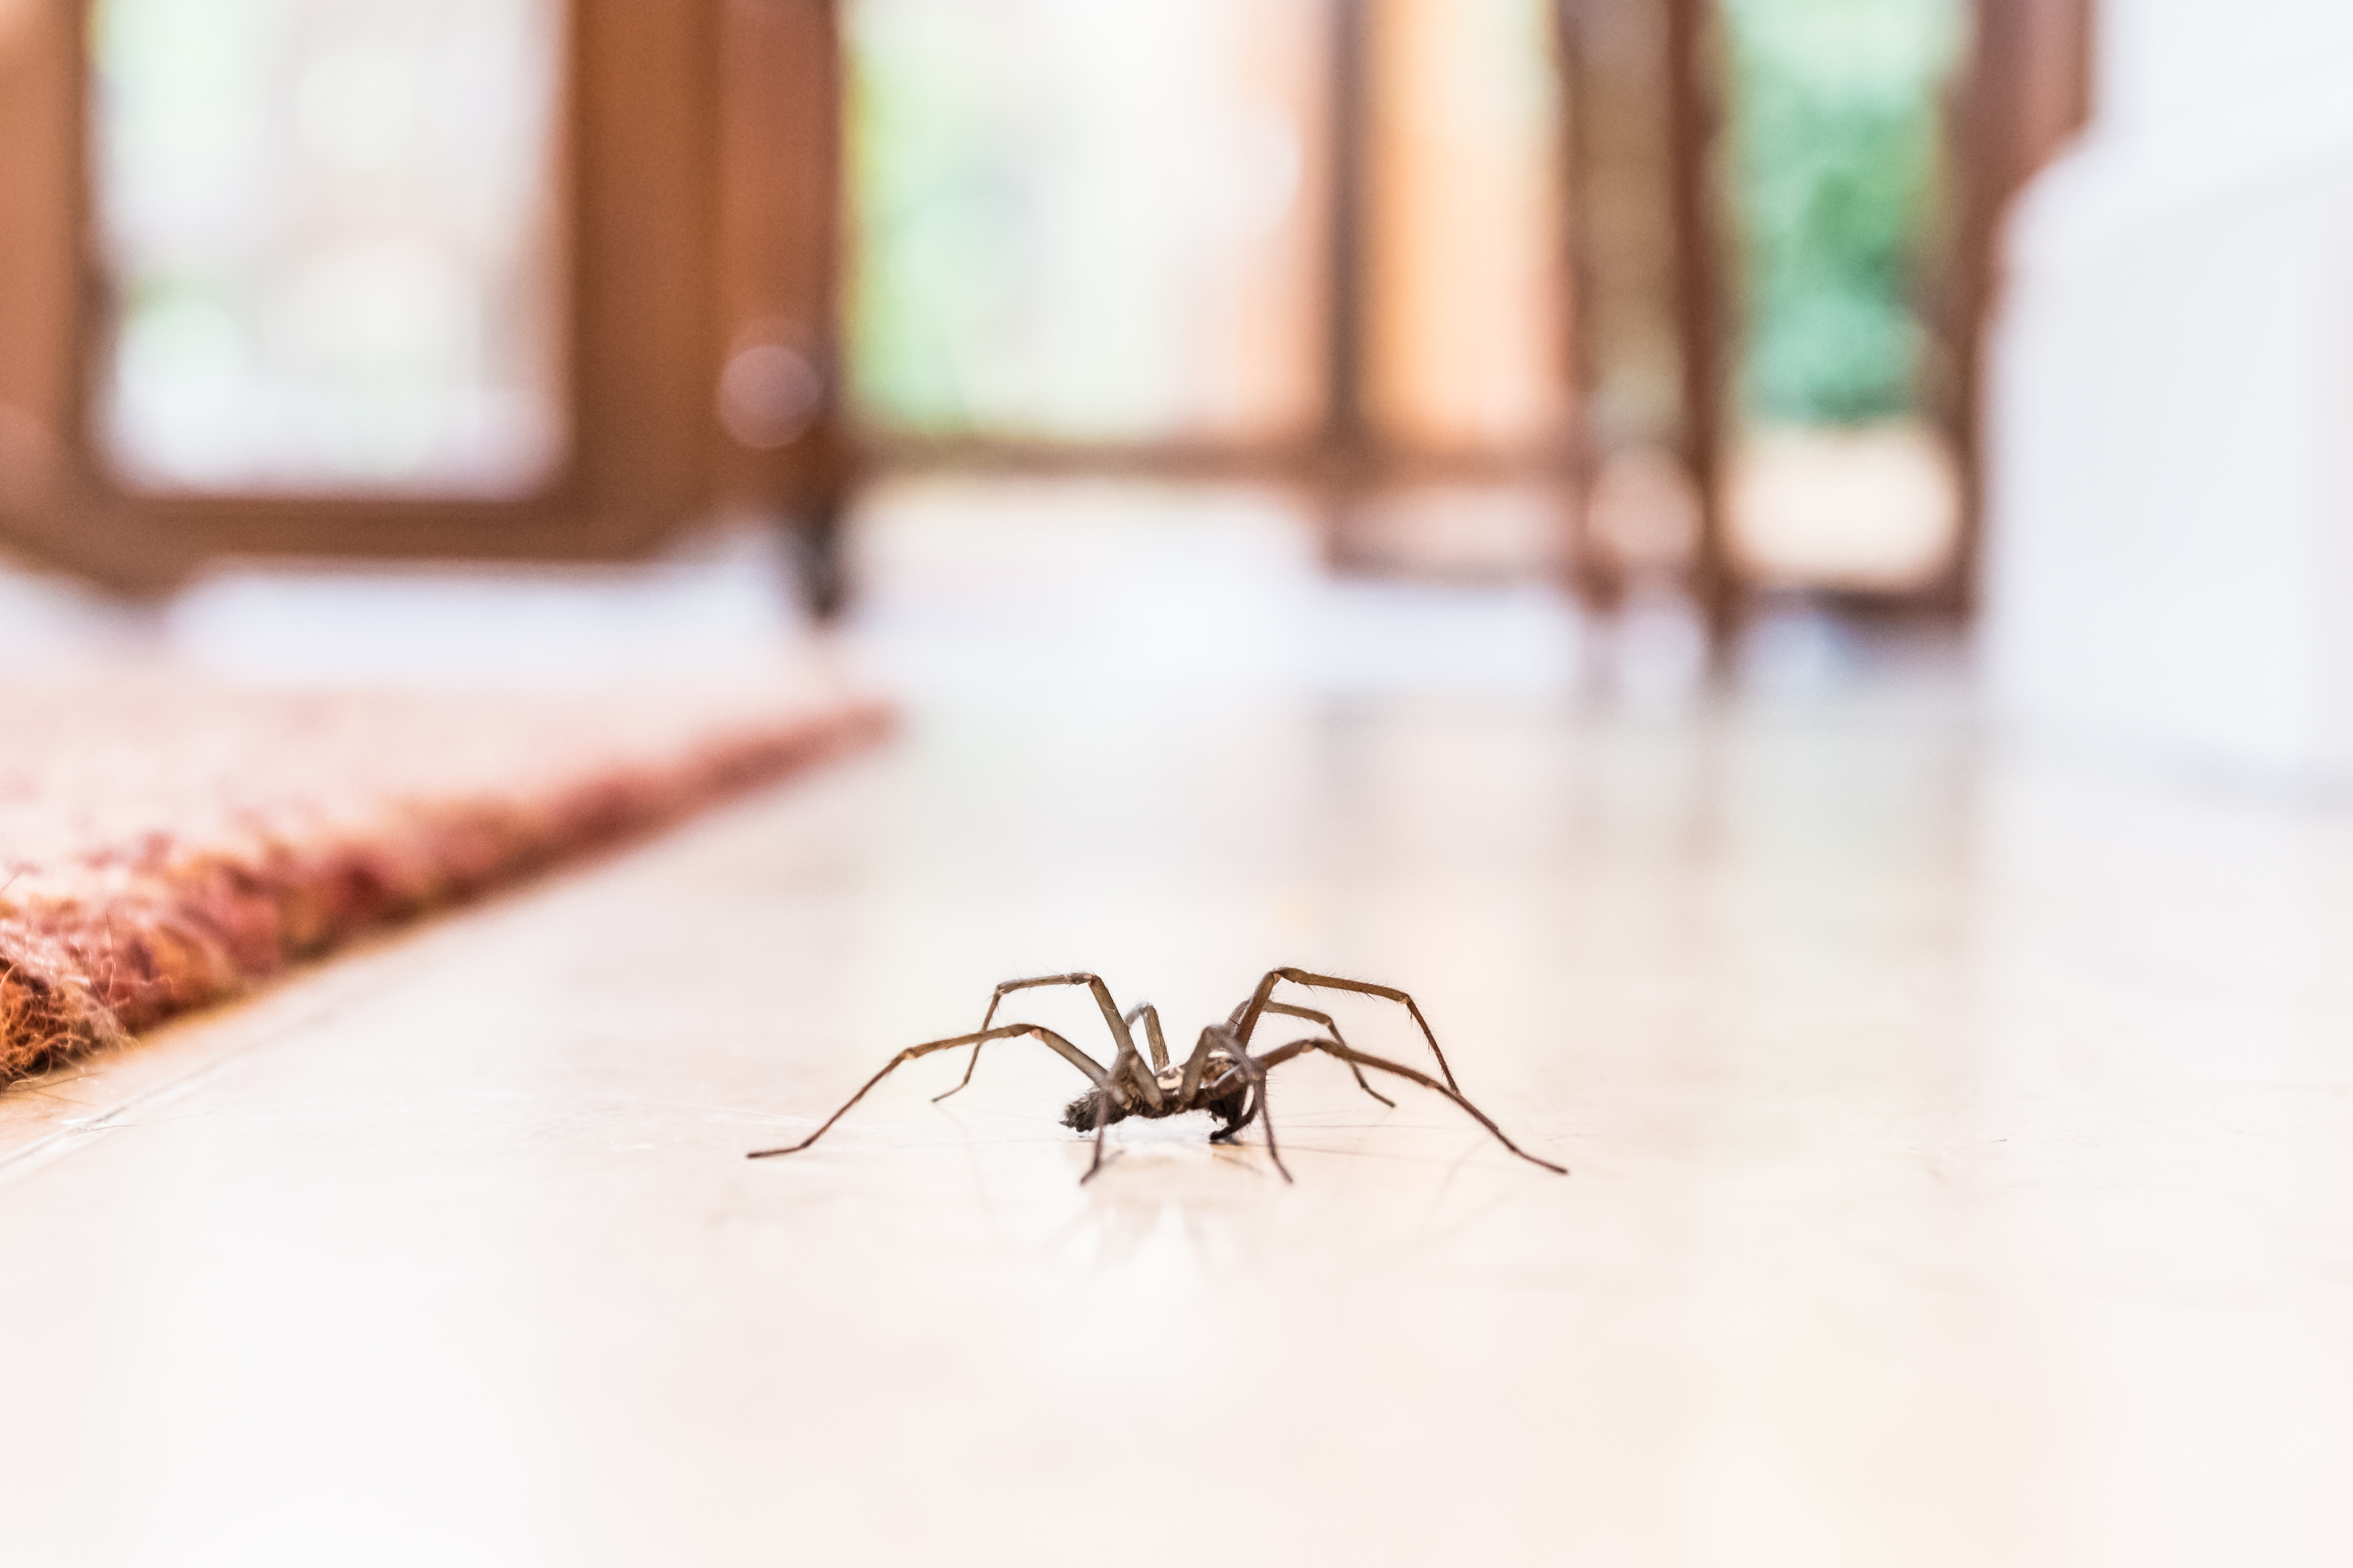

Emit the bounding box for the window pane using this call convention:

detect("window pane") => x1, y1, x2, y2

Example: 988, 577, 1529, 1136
1721, 0, 1964, 591
90, 0, 569, 497
847, 0, 1326, 442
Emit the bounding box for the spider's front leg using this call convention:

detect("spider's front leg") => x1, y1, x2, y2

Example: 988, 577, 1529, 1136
933, 973, 1164, 1111
1169, 1025, 1289, 1182
747, 1022, 1111, 1160
1230, 968, 1464, 1093
1170, 1023, 1251, 1130
1067, 1034, 1164, 1183
1216, 1052, 1290, 1183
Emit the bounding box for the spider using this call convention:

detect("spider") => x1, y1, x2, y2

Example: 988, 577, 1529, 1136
746, 967, 1567, 1183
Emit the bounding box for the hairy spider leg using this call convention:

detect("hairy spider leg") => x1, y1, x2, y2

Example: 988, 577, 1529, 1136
1124, 1003, 1170, 1072
1111, 1022, 1163, 1107
747, 1023, 1110, 1160
1231, 969, 1463, 1093
1182, 1024, 1291, 1180
1176, 1022, 1245, 1107
1250, 1037, 1566, 1175
1077, 1076, 1119, 1183
1074, 1005, 1170, 1182
1201, 1040, 1290, 1183
934, 973, 1160, 1111
1240, 1000, 1396, 1109
1080, 1018, 1162, 1132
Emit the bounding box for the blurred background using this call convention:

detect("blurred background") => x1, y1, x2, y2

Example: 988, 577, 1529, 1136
0, 0, 2131, 720
8, 0, 2353, 813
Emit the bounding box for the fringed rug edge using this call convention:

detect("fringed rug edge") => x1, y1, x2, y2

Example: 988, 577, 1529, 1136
0, 696, 892, 1085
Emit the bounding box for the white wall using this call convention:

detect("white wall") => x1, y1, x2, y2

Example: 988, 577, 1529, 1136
1980, 0, 2353, 786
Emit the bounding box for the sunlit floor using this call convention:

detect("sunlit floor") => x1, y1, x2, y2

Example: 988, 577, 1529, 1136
4, 484, 2351, 1567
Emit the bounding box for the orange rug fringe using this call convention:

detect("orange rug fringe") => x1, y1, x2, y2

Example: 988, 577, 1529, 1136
0, 674, 889, 1082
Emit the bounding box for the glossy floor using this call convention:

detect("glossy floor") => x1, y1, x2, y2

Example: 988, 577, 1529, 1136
4, 492, 2351, 1566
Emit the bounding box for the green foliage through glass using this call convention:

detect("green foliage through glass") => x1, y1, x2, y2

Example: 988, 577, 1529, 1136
1723, 0, 1961, 427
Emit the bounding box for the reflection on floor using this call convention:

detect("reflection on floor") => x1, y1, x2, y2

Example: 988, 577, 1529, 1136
2, 482, 2347, 1567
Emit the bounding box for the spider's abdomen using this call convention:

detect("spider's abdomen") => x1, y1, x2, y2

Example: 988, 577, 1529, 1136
1061, 1089, 1128, 1133
1059, 1084, 1194, 1130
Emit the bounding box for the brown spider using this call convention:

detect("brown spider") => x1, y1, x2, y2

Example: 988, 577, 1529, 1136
746, 968, 1567, 1183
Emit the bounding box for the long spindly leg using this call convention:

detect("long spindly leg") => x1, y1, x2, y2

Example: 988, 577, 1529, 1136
1124, 1003, 1169, 1072
748, 1023, 1110, 1160
1250, 1037, 1567, 1176
1076, 1026, 1163, 1184
1236, 1000, 1394, 1109
1192, 1026, 1274, 1156
933, 973, 1160, 1111
1079, 1076, 1116, 1183
1230, 969, 1462, 1093
1172, 1025, 1273, 1157
1199, 1046, 1290, 1183
1175, 1022, 1244, 1108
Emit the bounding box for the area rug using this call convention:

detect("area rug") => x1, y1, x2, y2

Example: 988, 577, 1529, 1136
0, 670, 889, 1082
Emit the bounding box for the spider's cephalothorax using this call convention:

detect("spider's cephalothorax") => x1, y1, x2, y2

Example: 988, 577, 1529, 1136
1059, 1032, 1253, 1133
748, 969, 1567, 1184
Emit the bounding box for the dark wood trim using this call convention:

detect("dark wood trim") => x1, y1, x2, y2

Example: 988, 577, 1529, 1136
1554, 0, 1612, 609
864, 434, 1576, 488
1934, 0, 2094, 615
0, 0, 731, 591
714, 0, 855, 613
0, 0, 80, 556
870, 438, 1320, 485
716, 0, 851, 511
1663, 0, 1735, 648
1324, 0, 1373, 471
1311, 0, 1376, 564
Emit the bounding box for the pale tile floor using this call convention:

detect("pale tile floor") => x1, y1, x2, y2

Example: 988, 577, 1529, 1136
4, 487, 2352, 1566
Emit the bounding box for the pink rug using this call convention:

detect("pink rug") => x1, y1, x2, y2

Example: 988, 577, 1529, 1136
0, 671, 889, 1081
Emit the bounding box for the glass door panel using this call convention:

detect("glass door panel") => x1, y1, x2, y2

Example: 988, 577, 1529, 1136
847, 0, 1327, 443
90, 0, 570, 497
